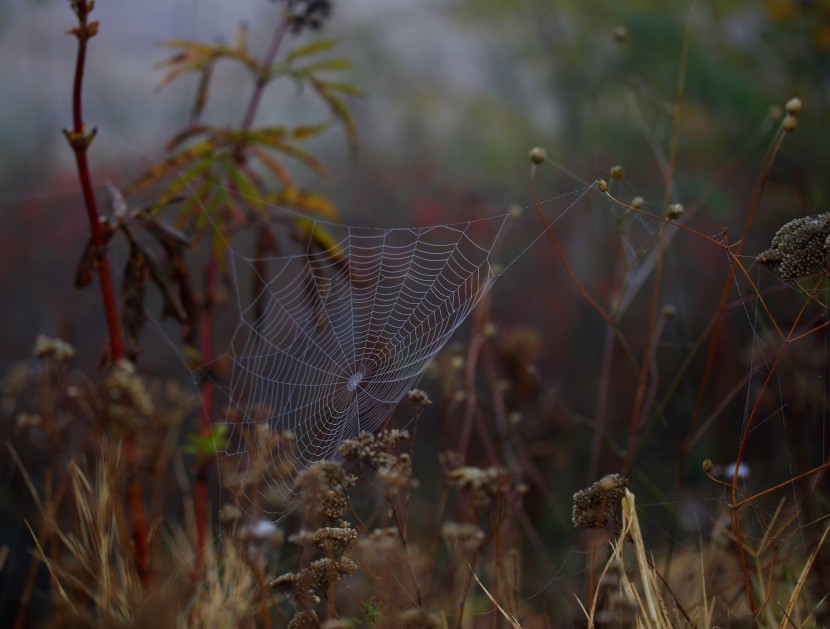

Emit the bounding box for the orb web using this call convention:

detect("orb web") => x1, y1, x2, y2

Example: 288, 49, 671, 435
220, 216, 513, 515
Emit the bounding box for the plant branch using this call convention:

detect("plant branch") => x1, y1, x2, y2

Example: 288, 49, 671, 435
63, 0, 151, 586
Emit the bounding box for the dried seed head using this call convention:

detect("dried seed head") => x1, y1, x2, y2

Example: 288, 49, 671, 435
630, 196, 644, 210
662, 304, 677, 319
782, 114, 798, 132
407, 388, 433, 410
483, 321, 498, 337
572, 473, 629, 533
769, 104, 783, 121
449, 355, 465, 370
16, 412, 42, 429
757, 213, 830, 279
785, 97, 802, 115
441, 522, 485, 553
610, 165, 624, 180
106, 358, 155, 416
597, 179, 609, 193
702, 458, 714, 474
666, 203, 684, 220
398, 607, 440, 628
613, 25, 628, 43
529, 147, 547, 165
508, 204, 522, 221
312, 526, 357, 552
33, 335, 76, 362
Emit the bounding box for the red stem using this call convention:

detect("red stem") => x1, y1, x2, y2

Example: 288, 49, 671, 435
65, 0, 150, 585
194, 252, 217, 572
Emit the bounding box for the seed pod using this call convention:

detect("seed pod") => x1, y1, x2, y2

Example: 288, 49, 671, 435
666, 203, 684, 220
785, 97, 802, 115
529, 147, 547, 164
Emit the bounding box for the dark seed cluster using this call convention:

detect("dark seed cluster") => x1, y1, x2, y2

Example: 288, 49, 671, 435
572, 474, 629, 534
283, 0, 333, 34
756, 212, 830, 280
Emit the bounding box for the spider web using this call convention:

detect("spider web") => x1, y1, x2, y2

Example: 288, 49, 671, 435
220, 213, 518, 513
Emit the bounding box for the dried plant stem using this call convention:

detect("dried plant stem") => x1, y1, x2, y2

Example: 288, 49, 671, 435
63, 0, 151, 586
240, 17, 290, 132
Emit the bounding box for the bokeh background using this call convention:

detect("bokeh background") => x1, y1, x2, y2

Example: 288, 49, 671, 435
2, 0, 830, 625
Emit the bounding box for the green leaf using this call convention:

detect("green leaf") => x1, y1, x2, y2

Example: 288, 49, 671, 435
301, 58, 352, 74
183, 423, 229, 457
316, 80, 363, 97
286, 38, 338, 63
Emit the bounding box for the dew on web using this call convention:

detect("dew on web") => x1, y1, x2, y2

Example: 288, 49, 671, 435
211, 188, 592, 517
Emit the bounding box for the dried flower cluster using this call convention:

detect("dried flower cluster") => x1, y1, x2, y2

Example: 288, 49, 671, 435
340, 429, 412, 494
446, 465, 521, 508
572, 473, 629, 534
293, 460, 356, 525
756, 212, 830, 280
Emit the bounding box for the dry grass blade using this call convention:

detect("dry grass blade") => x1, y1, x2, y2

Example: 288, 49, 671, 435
779, 525, 830, 628
470, 566, 523, 629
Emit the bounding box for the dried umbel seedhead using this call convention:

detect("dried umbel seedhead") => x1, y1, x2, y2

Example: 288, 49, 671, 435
341, 430, 413, 495
33, 335, 76, 362
105, 358, 155, 416
441, 522, 485, 554
446, 465, 519, 508
398, 607, 440, 628
287, 610, 319, 629
312, 526, 358, 553
630, 196, 644, 210
597, 179, 609, 193
270, 557, 358, 605
407, 388, 433, 410
293, 461, 355, 524
572, 473, 629, 533
339, 429, 410, 466
756, 212, 830, 280
610, 165, 625, 180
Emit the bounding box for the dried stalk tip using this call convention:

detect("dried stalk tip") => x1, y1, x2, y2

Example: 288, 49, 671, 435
782, 114, 798, 132
756, 212, 830, 280
785, 97, 802, 115
661, 304, 677, 319
529, 146, 547, 165
33, 335, 76, 361
572, 473, 629, 533
407, 388, 432, 410
702, 458, 714, 474
613, 25, 628, 43
398, 607, 440, 628
597, 179, 609, 193
609, 165, 624, 180
630, 196, 643, 210
665, 203, 684, 220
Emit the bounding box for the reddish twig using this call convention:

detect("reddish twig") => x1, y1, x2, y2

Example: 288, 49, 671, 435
194, 251, 217, 573
63, 0, 151, 585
